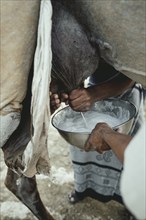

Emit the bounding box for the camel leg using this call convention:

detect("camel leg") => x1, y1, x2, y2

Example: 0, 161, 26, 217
5, 168, 54, 220
2, 72, 54, 220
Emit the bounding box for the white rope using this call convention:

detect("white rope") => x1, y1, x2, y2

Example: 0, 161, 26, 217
23, 0, 52, 177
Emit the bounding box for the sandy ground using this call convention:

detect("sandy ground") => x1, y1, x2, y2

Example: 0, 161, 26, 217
0, 115, 136, 220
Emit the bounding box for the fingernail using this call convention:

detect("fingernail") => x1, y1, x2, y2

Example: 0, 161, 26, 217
54, 94, 58, 99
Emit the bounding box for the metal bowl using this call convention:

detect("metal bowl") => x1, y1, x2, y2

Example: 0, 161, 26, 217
51, 98, 136, 149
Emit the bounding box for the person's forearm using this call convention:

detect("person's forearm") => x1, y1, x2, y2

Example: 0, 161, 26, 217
87, 74, 135, 101
103, 130, 132, 163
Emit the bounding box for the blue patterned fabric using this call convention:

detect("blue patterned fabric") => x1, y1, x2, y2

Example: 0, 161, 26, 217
70, 82, 144, 203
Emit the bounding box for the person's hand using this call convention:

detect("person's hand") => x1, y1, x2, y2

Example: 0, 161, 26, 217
50, 80, 69, 114
50, 93, 61, 113
50, 80, 60, 113
69, 87, 96, 112
84, 123, 112, 153
50, 92, 69, 114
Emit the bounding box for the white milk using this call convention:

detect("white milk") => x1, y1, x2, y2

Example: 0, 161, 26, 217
56, 109, 129, 133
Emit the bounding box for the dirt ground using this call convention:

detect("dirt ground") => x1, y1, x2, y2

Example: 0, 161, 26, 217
0, 114, 136, 220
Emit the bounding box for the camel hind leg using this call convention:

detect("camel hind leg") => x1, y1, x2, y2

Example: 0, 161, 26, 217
5, 168, 54, 220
